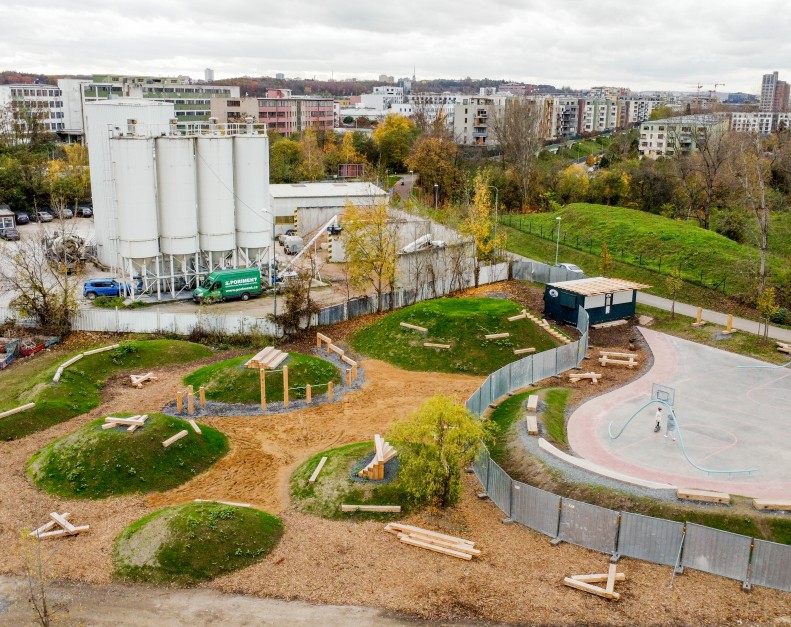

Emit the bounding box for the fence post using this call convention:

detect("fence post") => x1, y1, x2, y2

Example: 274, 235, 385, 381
283, 366, 289, 407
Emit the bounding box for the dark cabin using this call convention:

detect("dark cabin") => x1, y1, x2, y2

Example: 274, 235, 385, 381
543, 277, 650, 326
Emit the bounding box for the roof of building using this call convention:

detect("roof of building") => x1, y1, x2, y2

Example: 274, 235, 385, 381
641, 114, 727, 126
547, 276, 651, 296
270, 182, 387, 199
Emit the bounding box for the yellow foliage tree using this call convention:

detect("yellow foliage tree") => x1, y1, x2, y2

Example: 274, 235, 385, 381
298, 129, 324, 180
342, 201, 399, 312
461, 174, 507, 270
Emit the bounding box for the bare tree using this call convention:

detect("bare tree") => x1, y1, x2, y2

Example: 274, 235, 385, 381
491, 98, 544, 207
18, 533, 52, 626
0, 235, 80, 336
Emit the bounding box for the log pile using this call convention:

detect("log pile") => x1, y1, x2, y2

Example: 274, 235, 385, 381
384, 523, 480, 560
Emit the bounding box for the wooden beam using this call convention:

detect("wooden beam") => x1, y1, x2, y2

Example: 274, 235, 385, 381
0, 402, 35, 420
398, 536, 472, 560
397, 532, 481, 556
341, 354, 357, 367
283, 365, 289, 408
753, 499, 791, 511
341, 504, 401, 512
605, 563, 617, 596
424, 343, 451, 349
571, 573, 626, 584
187, 385, 195, 415
36, 525, 90, 539
101, 423, 116, 430
176, 390, 183, 413
82, 343, 119, 356
563, 577, 620, 600
514, 347, 536, 355
309, 456, 328, 484
162, 430, 189, 448
677, 488, 730, 504
104, 417, 146, 426
507, 312, 528, 322
260, 366, 266, 410
385, 523, 475, 547
188, 419, 202, 435
306, 384, 312, 404
30, 513, 70, 537
316, 332, 332, 346
525, 415, 538, 436
485, 333, 510, 339
199, 386, 206, 407
49, 512, 76, 533
193, 499, 251, 507
399, 322, 428, 333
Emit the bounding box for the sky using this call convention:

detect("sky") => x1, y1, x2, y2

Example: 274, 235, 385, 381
2, 0, 790, 93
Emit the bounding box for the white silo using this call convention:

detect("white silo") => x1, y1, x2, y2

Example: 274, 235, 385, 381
156, 136, 199, 256
233, 133, 271, 262
196, 135, 236, 264
111, 136, 160, 260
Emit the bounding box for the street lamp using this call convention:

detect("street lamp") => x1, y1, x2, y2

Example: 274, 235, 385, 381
262, 207, 278, 316
487, 185, 499, 258
434, 183, 439, 209
408, 170, 414, 201
554, 216, 562, 266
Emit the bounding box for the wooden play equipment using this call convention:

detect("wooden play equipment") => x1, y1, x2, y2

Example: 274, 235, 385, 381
188, 419, 202, 434
342, 504, 401, 513
598, 351, 639, 368
563, 563, 624, 600
162, 430, 189, 448
513, 347, 536, 355
309, 456, 328, 484
524, 396, 539, 435
777, 341, 791, 355
677, 488, 731, 504
53, 344, 120, 382
525, 395, 539, 412
400, 322, 427, 333
245, 346, 289, 370
358, 434, 397, 480
568, 372, 601, 384
519, 310, 572, 344
753, 499, 791, 511
485, 332, 510, 340
130, 372, 158, 388
317, 333, 359, 381
385, 523, 480, 560
692, 307, 706, 327
424, 342, 451, 349
102, 414, 149, 433
508, 310, 528, 322
30, 512, 90, 540
0, 402, 35, 420
721, 314, 735, 335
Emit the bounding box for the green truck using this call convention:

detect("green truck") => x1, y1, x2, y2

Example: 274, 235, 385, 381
193, 268, 263, 303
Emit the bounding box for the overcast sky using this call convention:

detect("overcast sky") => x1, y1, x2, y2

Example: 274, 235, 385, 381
3, 0, 789, 93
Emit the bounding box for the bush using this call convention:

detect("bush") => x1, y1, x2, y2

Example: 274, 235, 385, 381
770, 307, 788, 325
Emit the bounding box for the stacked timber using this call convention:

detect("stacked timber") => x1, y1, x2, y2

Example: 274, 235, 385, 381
245, 347, 289, 370
101, 414, 149, 433
384, 523, 480, 560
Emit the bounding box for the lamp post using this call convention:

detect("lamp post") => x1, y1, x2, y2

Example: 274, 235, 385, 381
409, 170, 414, 201
434, 183, 439, 209
487, 185, 499, 258
554, 216, 562, 266
263, 207, 278, 316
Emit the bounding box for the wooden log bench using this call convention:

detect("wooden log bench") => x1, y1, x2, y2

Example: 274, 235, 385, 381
485, 333, 510, 340
752, 499, 791, 511
598, 351, 638, 368
568, 372, 601, 384
525, 395, 539, 412
776, 342, 791, 355
525, 414, 539, 436
514, 347, 536, 355
677, 488, 731, 504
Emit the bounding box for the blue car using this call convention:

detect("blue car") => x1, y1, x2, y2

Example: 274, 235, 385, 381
83, 278, 134, 300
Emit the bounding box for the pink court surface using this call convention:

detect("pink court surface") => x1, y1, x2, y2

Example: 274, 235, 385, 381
567, 327, 791, 499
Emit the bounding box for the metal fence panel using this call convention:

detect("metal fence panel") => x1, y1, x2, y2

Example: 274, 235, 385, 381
318, 303, 345, 326
617, 512, 683, 566
558, 497, 620, 554
681, 523, 752, 582
556, 342, 578, 373
750, 539, 791, 592
532, 348, 558, 383
490, 365, 510, 402
472, 448, 490, 490
511, 481, 561, 538
510, 354, 534, 390
486, 458, 512, 517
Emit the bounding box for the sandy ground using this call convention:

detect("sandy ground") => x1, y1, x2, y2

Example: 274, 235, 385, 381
1, 324, 791, 625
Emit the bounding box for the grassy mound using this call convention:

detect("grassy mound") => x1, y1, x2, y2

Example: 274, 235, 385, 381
27, 413, 228, 498
114, 502, 283, 585
291, 442, 417, 520
184, 352, 340, 404
0, 339, 213, 441
350, 297, 558, 375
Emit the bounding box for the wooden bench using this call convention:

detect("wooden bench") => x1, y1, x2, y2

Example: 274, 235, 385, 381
777, 342, 791, 355
514, 347, 536, 355
525, 395, 539, 411
525, 414, 538, 436
485, 333, 510, 340
598, 351, 638, 368
569, 372, 601, 384
677, 488, 730, 504
752, 499, 791, 511
507, 311, 528, 322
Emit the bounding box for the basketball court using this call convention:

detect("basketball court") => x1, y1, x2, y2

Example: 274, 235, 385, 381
567, 327, 791, 499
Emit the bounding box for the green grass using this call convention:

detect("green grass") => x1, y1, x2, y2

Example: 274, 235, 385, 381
502, 203, 784, 301
487, 390, 537, 461
183, 352, 340, 404
0, 339, 213, 441
92, 296, 148, 309
350, 297, 559, 375
27, 413, 229, 498
291, 442, 419, 520
542, 388, 571, 447
637, 304, 790, 365
113, 502, 283, 585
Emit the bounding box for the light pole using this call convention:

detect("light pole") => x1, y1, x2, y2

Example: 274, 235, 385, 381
263, 207, 278, 316
434, 183, 439, 209
554, 216, 562, 266
409, 170, 414, 201
487, 185, 499, 258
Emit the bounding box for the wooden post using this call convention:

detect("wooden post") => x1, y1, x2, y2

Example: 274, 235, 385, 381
328, 381, 334, 401
316, 334, 322, 348
695, 307, 703, 324
306, 384, 312, 404
726, 314, 733, 332
346, 368, 352, 387
199, 386, 206, 407
187, 385, 195, 415
283, 365, 289, 407
259, 367, 266, 410
352, 364, 358, 380
176, 390, 183, 413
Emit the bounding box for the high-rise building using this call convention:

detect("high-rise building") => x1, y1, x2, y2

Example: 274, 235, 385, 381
275, 73, 285, 80
0, 84, 65, 139
774, 80, 790, 112
761, 72, 779, 112
204, 68, 214, 82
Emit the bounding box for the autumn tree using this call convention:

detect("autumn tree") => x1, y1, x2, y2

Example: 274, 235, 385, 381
269, 138, 302, 183
404, 135, 460, 205
600, 243, 612, 275
387, 395, 486, 508
372, 113, 419, 172
491, 98, 544, 207
277, 266, 320, 336
756, 287, 780, 340
665, 266, 684, 319
342, 201, 399, 312
297, 129, 324, 180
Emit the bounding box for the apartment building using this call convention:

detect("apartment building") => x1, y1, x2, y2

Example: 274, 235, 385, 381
580, 98, 617, 133
211, 90, 333, 134
407, 92, 462, 126
0, 84, 65, 136
730, 111, 791, 133
638, 114, 728, 159
360, 86, 404, 110
616, 98, 662, 127
452, 96, 507, 146
761, 72, 780, 112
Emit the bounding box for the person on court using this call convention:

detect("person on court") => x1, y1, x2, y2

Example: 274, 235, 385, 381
665, 411, 676, 441
654, 407, 662, 432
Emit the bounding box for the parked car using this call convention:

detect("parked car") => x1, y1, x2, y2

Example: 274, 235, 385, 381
276, 228, 298, 245
13, 212, 30, 225
83, 278, 132, 300
75, 204, 93, 218
555, 263, 584, 275
0, 228, 20, 241
32, 211, 53, 223
193, 268, 263, 303
56, 207, 74, 219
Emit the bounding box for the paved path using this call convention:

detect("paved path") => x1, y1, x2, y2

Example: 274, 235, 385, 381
567, 327, 791, 499
637, 292, 791, 343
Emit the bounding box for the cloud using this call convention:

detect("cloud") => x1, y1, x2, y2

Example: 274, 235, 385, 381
1, 0, 789, 92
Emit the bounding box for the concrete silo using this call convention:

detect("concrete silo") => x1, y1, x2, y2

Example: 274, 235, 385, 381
233, 133, 271, 266
196, 135, 236, 269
